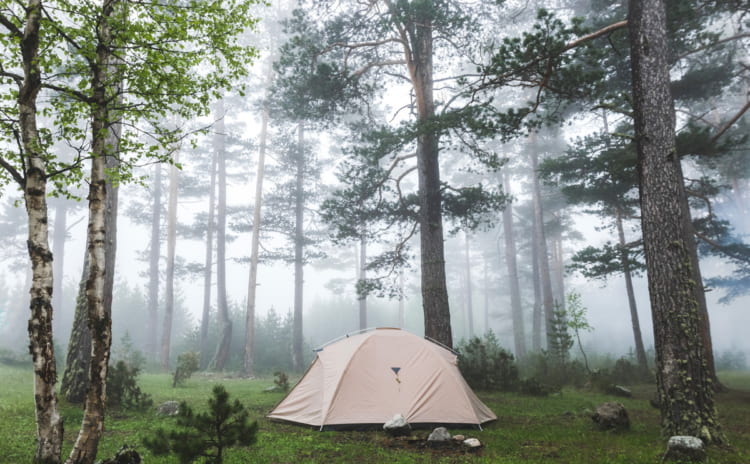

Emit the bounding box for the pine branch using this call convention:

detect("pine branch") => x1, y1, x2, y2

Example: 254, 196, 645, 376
711, 99, 750, 144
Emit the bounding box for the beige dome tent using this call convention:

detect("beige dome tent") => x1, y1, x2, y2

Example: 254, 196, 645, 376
267, 328, 497, 430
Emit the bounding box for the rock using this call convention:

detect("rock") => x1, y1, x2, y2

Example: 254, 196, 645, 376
452, 434, 465, 441
663, 436, 706, 462
427, 427, 452, 442
591, 402, 630, 431
610, 385, 633, 398
97, 445, 141, 464
156, 401, 181, 416
383, 414, 410, 436
463, 438, 482, 448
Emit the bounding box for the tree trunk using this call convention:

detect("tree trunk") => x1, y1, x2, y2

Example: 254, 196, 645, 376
200, 147, 217, 370
16, 0, 64, 459
358, 234, 367, 331
483, 257, 490, 334
243, 97, 268, 377
213, 101, 232, 370
292, 124, 305, 371
530, 146, 555, 350
147, 164, 162, 360
463, 232, 474, 338
550, 219, 566, 308
628, 0, 723, 442
51, 200, 67, 337
161, 154, 179, 370
66, 16, 120, 458
398, 270, 405, 328
405, 14, 452, 348
530, 210, 543, 352
615, 208, 648, 372
502, 173, 526, 359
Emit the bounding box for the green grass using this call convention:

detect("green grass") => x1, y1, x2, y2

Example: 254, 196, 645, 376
1, 365, 749, 463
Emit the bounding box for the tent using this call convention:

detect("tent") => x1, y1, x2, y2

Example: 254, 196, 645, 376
267, 328, 497, 430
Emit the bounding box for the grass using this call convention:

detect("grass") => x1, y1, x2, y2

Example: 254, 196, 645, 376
1, 365, 749, 463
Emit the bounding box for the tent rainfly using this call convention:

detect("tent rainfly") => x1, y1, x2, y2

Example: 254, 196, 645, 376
267, 327, 497, 430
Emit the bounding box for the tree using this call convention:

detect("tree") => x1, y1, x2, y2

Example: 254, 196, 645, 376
628, 0, 723, 442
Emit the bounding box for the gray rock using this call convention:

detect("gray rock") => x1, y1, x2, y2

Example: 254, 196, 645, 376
452, 434, 465, 441
96, 445, 141, 464
383, 414, 410, 436
591, 401, 630, 431
427, 427, 452, 442
611, 385, 633, 398
156, 400, 181, 416
663, 436, 706, 462
463, 438, 482, 448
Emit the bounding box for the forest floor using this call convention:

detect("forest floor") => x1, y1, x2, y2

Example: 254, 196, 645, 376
1, 365, 749, 463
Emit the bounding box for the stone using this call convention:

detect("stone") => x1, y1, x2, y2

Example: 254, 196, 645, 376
663, 436, 706, 462
97, 444, 142, 464
591, 401, 630, 431
609, 385, 633, 398
427, 427, 452, 442
383, 414, 410, 436
452, 434, 465, 441
156, 400, 181, 416
463, 438, 482, 448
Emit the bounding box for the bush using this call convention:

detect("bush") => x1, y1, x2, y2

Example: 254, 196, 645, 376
143, 384, 258, 464
273, 371, 289, 392
715, 349, 748, 371
457, 331, 519, 391
107, 360, 153, 410
172, 352, 200, 387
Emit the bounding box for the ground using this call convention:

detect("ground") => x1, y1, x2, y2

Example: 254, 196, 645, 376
1, 366, 748, 463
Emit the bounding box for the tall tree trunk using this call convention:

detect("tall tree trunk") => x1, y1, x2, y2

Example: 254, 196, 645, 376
550, 220, 566, 307
615, 208, 648, 372
502, 173, 526, 359
358, 233, 367, 331
404, 14, 452, 348
147, 164, 162, 360
463, 232, 474, 338
483, 256, 490, 334
16, 0, 64, 459
200, 150, 217, 370
530, 211, 543, 352
628, 0, 722, 442
243, 97, 268, 377
398, 270, 405, 328
213, 101, 232, 370
292, 124, 305, 371
530, 147, 555, 349
51, 200, 67, 336
161, 154, 179, 370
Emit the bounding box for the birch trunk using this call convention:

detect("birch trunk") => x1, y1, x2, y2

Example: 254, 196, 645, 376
629, 0, 722, 442
14, 0, 64, 459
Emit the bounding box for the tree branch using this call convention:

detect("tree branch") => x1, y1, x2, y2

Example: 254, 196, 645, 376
352, 59, 407, 78
0, 12, 22, 37
562, 20, 628, 52
711, 99, 750, 144
677, 33, 750, 61
0, 155, 25, 186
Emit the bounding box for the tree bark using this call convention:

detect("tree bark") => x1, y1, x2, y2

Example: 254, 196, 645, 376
502, 173, 526, 359
147, 164, 162, 360
213, 100, 232, 370
530, 146, 555, 350
292, 124, 305, 371
404, 11, 452, 348
463, 232, 474, 338
161, 154, 179, 370
200, 146, 217, 370
530, 210, 543, 353
628, 0, 723, 442
358, 233, 367, 331
14, 0, 64, 460
243, 97, 268, 377
615, 208, 649, 372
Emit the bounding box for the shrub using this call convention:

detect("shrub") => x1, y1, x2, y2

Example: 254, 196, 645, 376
107, 360, 153, 410
457, 331, 519, 391
716, 349, 748, 371
143, 384, 258, 464
172, 352, 200, 387
273, 371, 290, 392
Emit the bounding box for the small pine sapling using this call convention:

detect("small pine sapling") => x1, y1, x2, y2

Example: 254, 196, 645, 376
566, 291, 593, 374
143, 385, 257, 464
172, 352, 200, 387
